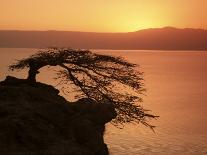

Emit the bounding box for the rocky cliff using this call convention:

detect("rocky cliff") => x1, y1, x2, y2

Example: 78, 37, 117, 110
0, 76, 117, 155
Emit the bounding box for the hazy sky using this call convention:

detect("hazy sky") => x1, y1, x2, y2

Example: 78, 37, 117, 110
0, 0, 206, 32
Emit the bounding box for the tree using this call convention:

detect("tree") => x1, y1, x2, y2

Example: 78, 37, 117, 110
9, 48, 157, 128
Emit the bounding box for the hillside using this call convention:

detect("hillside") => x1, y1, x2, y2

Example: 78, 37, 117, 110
0, 27, 207, 50
0, 76, 116, 155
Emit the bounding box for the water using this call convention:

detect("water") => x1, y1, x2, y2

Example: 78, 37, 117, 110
0, 48, 207, 155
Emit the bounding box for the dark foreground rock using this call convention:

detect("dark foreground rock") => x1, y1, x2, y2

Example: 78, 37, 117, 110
0, 76, 117, 155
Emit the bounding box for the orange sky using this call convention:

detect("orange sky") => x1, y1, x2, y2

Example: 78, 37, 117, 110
0, 0, 206, 32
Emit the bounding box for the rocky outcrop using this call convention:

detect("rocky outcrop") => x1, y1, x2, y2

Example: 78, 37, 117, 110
0, 76, 117, 155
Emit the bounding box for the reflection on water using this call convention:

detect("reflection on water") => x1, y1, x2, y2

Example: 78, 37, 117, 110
1, 49, 207, 155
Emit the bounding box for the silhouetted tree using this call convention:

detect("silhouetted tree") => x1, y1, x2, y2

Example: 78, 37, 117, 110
9, 48, 157, 128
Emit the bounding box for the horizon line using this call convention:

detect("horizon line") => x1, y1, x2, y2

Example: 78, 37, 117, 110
0, 26, 206, 33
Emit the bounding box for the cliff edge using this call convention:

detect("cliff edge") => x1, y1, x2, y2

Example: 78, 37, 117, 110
0, 76, 117, 155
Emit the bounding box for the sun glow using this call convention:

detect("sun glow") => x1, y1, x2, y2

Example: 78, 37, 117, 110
0, 0, 207, 32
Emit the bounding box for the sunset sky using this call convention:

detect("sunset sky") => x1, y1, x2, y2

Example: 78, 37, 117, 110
0, 0, 206, 32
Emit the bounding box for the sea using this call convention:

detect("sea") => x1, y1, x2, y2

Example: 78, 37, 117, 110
0, 48, 207, 155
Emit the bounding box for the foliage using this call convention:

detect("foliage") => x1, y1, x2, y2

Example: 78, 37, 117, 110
9, 48, 157, 128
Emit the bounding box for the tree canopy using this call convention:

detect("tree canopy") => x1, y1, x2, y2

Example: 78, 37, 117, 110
9, 48, 157, 128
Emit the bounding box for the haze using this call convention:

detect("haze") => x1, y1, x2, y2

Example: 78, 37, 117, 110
0, 0, 207, 32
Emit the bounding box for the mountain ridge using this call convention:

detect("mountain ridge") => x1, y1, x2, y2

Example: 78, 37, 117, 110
0, 27, 207, 50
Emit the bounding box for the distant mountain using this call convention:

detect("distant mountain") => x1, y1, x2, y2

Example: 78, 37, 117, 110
0, 27, 207, 50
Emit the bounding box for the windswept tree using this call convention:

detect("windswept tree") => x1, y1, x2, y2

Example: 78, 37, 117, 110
9, 48, 157, 128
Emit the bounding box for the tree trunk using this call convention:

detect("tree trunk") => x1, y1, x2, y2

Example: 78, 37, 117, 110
27, 68, 39, 82
27, 60, 40, 83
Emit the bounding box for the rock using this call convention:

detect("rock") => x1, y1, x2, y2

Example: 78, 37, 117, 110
0, 76, 117, 155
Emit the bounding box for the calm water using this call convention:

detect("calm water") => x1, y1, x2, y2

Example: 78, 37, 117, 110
0, 48, 207, 155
